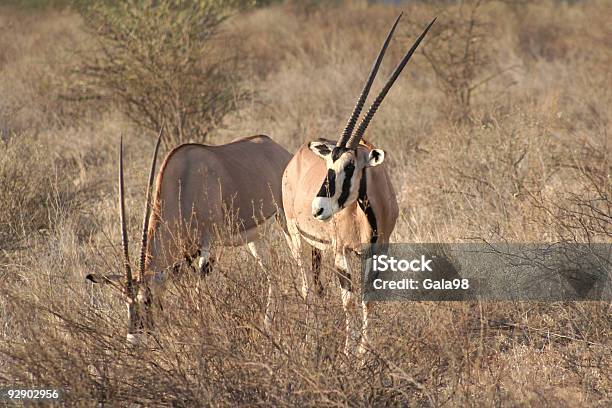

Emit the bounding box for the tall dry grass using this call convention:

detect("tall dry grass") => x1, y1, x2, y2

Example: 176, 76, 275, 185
0, 0, 610, 406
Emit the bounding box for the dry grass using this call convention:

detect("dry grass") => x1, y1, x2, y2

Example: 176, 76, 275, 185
0, 0, 610, 406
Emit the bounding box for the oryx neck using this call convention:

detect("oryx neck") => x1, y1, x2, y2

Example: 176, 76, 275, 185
357, 167, 379, 244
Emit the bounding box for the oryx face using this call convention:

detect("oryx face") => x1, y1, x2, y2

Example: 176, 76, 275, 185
309, 140, 385, 221
126, 284, 154, 344
127, 273, 169, 344
85, 273, 156, 345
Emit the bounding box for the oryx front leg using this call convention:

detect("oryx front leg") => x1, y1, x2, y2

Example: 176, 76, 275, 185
284, 223, 311, 302
358, 300, 372, 357
247, 240, 275, 331
335, 250, 358, 356
359, 249, 379, 357
312, 248, 324, 297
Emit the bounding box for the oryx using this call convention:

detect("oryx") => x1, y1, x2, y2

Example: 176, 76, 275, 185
282, 15, 435, 355
87, 133, 291, 344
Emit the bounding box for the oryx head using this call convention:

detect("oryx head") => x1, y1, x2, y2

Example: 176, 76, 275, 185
86, 131, 162, 345
310, 14, 435, 222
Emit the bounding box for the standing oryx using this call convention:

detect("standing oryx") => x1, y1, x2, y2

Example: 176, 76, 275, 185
282, 14, 435, 355
87, 133, 291, 344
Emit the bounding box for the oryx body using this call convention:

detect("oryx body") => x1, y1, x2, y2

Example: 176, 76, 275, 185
88, 134, 291, 343
147, 135, 291, 276
282, 14, 435, 355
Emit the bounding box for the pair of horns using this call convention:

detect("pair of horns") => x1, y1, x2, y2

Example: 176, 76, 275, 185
338, 14, 436, 149
119, 128, 162, 299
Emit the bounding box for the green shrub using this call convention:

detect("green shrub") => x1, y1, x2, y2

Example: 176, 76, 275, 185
409, 0, 505, 124
73, 0, 246, 146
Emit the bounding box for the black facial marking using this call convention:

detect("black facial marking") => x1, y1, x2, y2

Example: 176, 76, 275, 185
314, 144, 331, 156
132, 304, 146, 332
316, 169, 336, 197
143, 286, 153, 307
331, 147, 347, 162
337, 162, 355, 208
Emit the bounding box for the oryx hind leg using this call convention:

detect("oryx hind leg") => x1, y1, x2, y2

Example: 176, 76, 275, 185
247, 240, 276, 331
197, 239, 214, 277
335, 249, 358, 356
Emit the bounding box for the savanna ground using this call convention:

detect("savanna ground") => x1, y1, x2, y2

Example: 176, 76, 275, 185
0, 0, 610, 406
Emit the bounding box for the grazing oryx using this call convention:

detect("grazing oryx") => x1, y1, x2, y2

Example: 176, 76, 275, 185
282, 14, 435, 355
87, 133, 291, 344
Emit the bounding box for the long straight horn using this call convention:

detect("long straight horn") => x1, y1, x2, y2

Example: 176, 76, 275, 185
337, 13, 403, 147
347, 17, 436, 148
138, 128, 163, 279
119, 135, 134, 298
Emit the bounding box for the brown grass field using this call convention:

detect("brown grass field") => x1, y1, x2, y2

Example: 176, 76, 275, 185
0, 0, 610, 406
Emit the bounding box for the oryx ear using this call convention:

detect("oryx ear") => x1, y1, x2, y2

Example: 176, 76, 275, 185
308, 141, 334, 159
366, 149, 385, 167
86, 274, 123, 285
